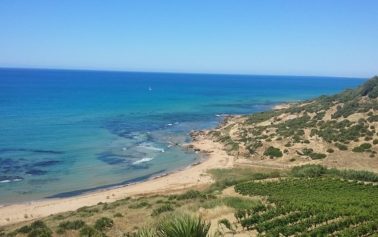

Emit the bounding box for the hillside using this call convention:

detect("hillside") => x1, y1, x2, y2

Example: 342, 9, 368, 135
199, 76, 378, 172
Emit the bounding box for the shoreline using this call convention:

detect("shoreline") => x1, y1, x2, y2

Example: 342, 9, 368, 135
0, 132, 234, 227
0, 102, 287, 226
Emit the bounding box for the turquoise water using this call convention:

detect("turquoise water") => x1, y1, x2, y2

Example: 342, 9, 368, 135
0, 69, 365, 203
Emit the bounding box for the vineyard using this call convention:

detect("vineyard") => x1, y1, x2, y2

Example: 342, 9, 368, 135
235, 178, 378, 236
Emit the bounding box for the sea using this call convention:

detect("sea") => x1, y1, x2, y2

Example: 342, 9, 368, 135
0, 68, 366, 204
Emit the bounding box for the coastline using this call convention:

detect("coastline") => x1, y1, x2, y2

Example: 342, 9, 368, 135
0, 132, 234, 227
0, 102, 287, 226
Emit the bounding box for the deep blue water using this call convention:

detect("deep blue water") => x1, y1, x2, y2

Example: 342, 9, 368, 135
0, 68, 365, 203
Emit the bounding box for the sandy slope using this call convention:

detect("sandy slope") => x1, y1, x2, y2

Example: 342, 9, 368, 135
0, 136, 233, 227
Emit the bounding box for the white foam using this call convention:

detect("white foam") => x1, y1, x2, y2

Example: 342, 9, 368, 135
0, 178, 22, 183
138, 144, 165, 152
132, 157, 154, 165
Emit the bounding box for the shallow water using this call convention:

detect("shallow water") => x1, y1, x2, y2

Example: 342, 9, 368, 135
0, 69, 365, 203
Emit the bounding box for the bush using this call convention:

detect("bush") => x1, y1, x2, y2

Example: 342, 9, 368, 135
152, 204, 175, 216
373, 139, 378, 145
58, 220, 85, 231
94, 217, 113, 231
128, 201, 150, 209
79, 226, 105, 237
28, 228, 52, 237
17, 225, 31, 234
175, 190, 203, 200
114, 213, 123, 218
326, 148, 334, 153
291, 165, 327, 178
29, 221, 52, 237
352, 143, 372, 152
309, 152, 327, 160
16, 221, 52, 237
264, 146, 283, 158
335, 143, 348, 151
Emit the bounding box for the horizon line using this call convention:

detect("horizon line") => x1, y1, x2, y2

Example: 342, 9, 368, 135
0, 66, 369, 80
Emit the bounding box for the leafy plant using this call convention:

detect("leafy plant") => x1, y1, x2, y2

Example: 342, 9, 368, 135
94, 217, 113, 231
264, 146, 283, 158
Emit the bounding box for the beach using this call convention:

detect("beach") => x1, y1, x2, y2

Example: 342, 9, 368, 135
0, 70, 365, 227
0, 133, 233, 227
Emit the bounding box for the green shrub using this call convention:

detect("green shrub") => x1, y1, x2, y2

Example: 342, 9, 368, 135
175, 190, 203, 200
264, 146, 283, 158
335, 143, 348, 150
373, 139, 378, 145
58, 220, 85, 231
16, 221, 52, 237
27, 221, 52, 237
129, 201, 150, 209
114, 213, 123, 218
94, 217, 113, 231
352, 143, 372, 152
152, 204, 175, 216
291, 165, 327, 178
79, 226, 105, 237
28, 228, 52, 237
309, 152, 327, 160
16, 225, 31, 234
326, 148, 334, 153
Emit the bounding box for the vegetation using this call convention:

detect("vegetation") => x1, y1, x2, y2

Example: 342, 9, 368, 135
235, 177, 378, 236
135, 214, 210, 237
291, 164, 378, 182
291, 164, 326, 177
352, 143, 372, 152
79, 225, 105, 237
151, 204, 175, 216
2, 77, 378, 236
263, 146, 283, 158
94, 217, 114, 231
14, 221, 52, 237
57, 220, 85, 234
1, 165, 377, 236
211, 76, 378, 165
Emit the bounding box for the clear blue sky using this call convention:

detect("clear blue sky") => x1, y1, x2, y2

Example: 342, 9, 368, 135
0, 1, 377, 77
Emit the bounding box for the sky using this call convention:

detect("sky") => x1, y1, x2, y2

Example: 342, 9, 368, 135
0, 1, 377, 77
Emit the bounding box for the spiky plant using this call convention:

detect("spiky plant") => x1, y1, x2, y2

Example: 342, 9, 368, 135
134, 228, 156, 237
155, 214, 210, 237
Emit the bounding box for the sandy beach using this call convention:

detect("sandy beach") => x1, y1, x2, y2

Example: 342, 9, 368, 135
0, 133, 233, 227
